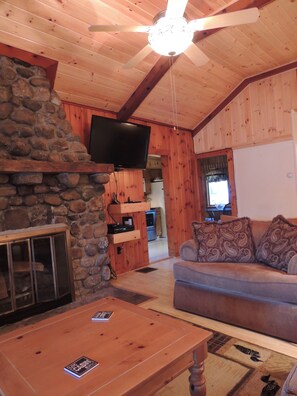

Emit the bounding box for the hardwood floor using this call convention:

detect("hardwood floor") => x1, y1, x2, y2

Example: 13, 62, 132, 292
148, 237, 169, 263
112, 257, 297, 359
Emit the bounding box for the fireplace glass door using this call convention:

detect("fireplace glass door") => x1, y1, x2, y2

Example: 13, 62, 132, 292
0, 240, 34, 314
0, 231, 71, 318
12, 239, 34, 310
32, 234, 70, 303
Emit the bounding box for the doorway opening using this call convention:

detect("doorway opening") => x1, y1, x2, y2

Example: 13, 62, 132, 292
143, 155, 169, 262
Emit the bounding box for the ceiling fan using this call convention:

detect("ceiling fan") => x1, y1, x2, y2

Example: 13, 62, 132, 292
89, 0, 260, 68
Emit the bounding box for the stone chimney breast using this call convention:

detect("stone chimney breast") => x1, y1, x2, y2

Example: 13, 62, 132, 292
0, 55, 90, 163
0, 55, 113, 302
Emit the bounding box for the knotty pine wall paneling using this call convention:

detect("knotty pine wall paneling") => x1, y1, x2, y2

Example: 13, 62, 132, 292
63, 102, 197, 274
148, 125, 199, 255
105, 169, 148, 274
194, 69, 297, 154
164, 128, 198, 254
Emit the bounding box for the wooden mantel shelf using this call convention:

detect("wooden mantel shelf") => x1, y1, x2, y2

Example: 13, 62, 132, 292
0, 159, 114, 174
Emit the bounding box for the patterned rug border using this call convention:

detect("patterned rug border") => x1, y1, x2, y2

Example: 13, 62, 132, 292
149, 309, 297, 396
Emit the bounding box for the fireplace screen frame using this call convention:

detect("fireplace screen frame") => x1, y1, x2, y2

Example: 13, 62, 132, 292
0, 224, 74, 322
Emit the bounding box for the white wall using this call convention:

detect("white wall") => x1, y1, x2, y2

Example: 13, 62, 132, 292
233, 140, 297, 220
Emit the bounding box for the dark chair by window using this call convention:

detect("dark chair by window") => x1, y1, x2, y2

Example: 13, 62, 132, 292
223, 203, 231, 215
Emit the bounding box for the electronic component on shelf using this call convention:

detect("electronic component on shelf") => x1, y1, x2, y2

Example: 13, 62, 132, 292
107, 223, 135, 234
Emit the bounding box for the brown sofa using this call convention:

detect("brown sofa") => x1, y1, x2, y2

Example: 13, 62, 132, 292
173, 215, 297, 343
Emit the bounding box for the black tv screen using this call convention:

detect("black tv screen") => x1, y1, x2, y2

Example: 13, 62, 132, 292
89, 115, 151, 170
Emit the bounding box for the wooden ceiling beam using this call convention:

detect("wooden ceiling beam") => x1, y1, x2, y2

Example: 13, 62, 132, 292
117, 0, 275, 122
192, 60, 297, 137
117, 56, 178, 122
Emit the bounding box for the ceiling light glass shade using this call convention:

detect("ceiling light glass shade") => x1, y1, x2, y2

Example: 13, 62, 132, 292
148, 17, 194, 56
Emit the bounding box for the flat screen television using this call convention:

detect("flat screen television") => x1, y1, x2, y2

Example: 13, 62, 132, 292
89, 115, 151, 170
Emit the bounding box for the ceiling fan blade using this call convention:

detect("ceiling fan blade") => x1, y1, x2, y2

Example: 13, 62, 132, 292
123, 45, 153, 69
189, 7, 260, 31
184, 43, 209, 67
165, 0, 188, 18
89, 25, 150, 33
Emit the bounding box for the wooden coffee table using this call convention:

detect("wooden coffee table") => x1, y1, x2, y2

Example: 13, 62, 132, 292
0, 297, 212, 395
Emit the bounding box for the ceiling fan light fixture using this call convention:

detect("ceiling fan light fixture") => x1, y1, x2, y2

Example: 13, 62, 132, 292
148, 16, 193, 56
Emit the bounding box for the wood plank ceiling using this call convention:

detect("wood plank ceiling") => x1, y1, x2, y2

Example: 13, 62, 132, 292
0, 0, 296, 131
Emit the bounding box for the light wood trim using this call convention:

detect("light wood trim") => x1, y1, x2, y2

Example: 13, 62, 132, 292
195, 148, 233, 160
226, 149, 238, 217
108, 230, 141, 244
0, 159, 114, 174
291, 110, 297, 198
0, 224, 68, 243
195, 157, 205, 221
108, 202, 150, 214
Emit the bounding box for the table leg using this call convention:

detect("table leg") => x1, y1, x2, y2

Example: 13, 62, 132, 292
188, 343, 208, 396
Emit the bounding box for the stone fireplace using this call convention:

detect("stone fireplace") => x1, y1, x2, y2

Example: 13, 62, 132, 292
0, 55, 113, 323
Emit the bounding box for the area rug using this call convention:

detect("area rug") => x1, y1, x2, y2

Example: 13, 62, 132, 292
91, 285, 153, 305
135, 267, 158, 273
155, 317, 296, 396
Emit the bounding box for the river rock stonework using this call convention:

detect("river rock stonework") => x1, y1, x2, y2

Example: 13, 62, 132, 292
0, 55, 111, 299
0, 56, 89, 161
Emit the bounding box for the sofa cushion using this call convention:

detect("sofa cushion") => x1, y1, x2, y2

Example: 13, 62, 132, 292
192, 217, 256, 263
256, 215, 297, 272
174, 260, 297, 304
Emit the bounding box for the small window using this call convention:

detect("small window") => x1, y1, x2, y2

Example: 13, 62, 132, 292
206, 177, 229, 207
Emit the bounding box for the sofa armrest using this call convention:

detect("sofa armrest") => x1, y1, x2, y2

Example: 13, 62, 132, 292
288, 255, 297, 275
179, 239, 198, 262
281, 363, 297, 396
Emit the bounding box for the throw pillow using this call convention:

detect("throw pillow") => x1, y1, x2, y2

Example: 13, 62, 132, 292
192, 217, 256, 263
256, 215, 297, 272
